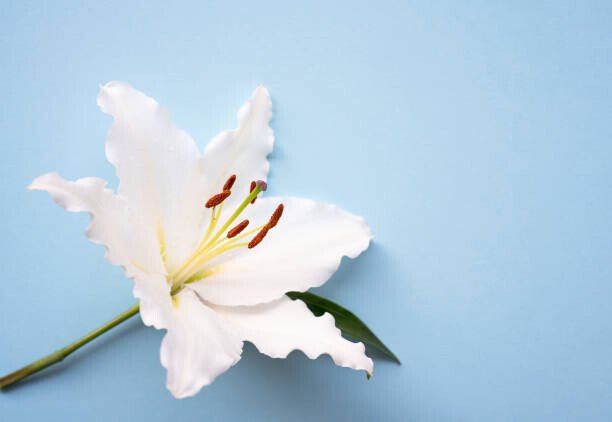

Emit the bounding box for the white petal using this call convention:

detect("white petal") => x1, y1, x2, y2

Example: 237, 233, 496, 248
200, 85, 273, 210
190, 197, 372, 306
132, 272, 174, 330
28, 172, 164, 278
97, 81, 207, 269
213, 296, 373, 375
160, 290, 243, 398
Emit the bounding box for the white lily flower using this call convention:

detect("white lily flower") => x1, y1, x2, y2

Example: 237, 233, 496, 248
29, 82, 373, 398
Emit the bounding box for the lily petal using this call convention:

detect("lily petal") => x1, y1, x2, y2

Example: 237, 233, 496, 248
190, 197, 372, 306
28, 172, 164, 278
200, 85, 273, 210
213, 296, 373, 375
160, 290, 243, 398
97, 81, 206, 269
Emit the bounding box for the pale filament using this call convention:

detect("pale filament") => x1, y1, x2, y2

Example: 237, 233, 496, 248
167, 177, 281, 292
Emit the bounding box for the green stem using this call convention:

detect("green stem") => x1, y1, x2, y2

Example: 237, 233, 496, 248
0, 303, 140, 389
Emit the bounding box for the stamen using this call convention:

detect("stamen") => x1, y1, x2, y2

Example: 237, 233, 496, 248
205, 190, 231, 208
227, 219, 249, 238
200, 180, 266, 252
170, 179, 269, 285
184, 266, 220, 285
267, 204, 284, 228
200, 241, 248, 263
248, 226, 269, 249
249, 181, 257, 204
213, 223, 266, 247
223, 174, 237, 191
199, 203, 223, 247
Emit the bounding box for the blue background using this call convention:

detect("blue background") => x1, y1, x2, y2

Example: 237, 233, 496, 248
1, 1, 611, 420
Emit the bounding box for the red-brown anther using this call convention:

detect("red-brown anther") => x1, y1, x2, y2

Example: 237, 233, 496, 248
205, 190, 231, 208
267, 204, 284, 228
248, 226, 269, 249
223, 174, 237, 191
249, 181, 257, 204
227, 219, 250, 238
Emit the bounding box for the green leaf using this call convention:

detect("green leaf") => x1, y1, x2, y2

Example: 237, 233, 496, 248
286, 291, 400, 364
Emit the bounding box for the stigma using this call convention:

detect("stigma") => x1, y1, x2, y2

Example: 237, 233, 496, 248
168, 174, 283, 291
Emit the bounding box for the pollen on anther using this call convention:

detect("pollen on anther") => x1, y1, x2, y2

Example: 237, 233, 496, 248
205, 190, 231, 208
248, 226, 269, 248
267, 204, 284, 228
223, 174, 237, 191
227, 219, 249, 238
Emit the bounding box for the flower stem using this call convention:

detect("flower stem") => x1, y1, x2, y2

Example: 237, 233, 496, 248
0, 303, 140, 390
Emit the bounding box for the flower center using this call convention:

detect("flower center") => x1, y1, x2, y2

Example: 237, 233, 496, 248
166, 175, 283, 295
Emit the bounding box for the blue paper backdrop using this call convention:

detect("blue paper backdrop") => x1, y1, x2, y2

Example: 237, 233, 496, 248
1, 1, 611, 420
